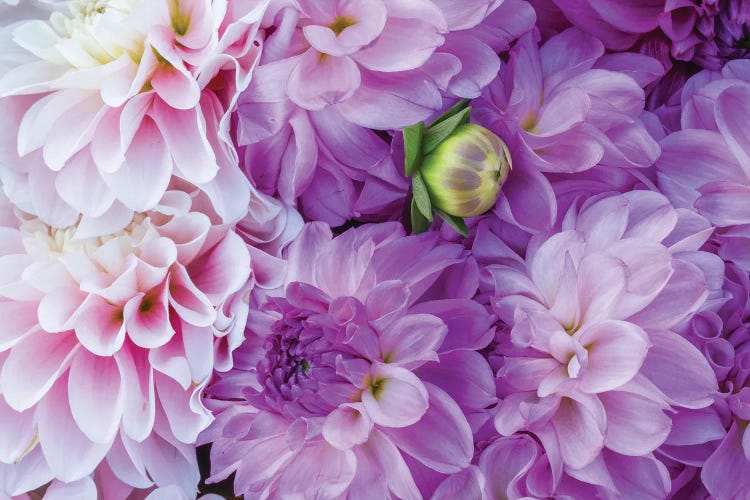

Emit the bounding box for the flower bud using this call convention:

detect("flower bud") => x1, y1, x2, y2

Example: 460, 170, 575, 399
420, 124, 511, 218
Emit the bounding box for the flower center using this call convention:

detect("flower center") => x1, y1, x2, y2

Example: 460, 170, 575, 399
49, 0, 142, 66
20, 213, 149, 261
328, 16, 357, 36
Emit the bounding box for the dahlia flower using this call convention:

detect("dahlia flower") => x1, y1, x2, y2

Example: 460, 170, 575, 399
540, 0, 750, 70
536, 0, 664, 50
659, 0, 750, 69
202, 222, 498, 498
479, 191, 720, 493
0, 0, 268, 227
0, 186, 253, 493
473, 27, 662, 233
236, 0, 535, 225
432, 434, 671, 499
656, 59, 750, 271
653, 261, 750, 499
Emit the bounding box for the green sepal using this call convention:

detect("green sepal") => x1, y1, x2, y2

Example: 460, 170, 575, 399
436, 209, 469, 236
430, 98, 470, 127
410, 199, 431, 234
403, 121, 425, 177
411, 171, 433, 221
423, 107, 472, 155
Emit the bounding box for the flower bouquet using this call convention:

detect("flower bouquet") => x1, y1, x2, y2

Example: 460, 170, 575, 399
0, 0, 749, 498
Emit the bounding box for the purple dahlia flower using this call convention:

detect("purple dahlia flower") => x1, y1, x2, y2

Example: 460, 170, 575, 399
656, 59, 750, 271
201, 222, 498, 498
236, 0, 535, 225
473, 27, 662, 233
475, 191, 721, 496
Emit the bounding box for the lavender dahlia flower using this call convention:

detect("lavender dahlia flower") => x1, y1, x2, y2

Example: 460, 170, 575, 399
477, 191, 721, 496
473, 27, 662, 233
236, 0, 535, 225
202, 222, 498, 498
656, 59, 750, 271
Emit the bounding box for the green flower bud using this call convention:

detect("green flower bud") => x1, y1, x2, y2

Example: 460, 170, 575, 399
420, 123, 511, 218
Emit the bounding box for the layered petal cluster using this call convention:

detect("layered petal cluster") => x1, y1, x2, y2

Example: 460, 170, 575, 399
236, 0, 536, 225
473, 27, 662, 233
659, 0, 750, 69
656, 59, 750, 271
0, 0, 268, 228
655, 261, 750, 499
536, 0, 750, 70
478, 191, 721, 496
432, 434, 671, 499
202, 222, 499, 498
0, 188, 252, 494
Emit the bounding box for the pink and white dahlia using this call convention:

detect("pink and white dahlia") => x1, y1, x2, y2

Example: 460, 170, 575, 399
236, 0, 535, 225
473, 27, 662, 232
479, 191, 720, 494
0, 0, 267, 227
0, 187, 251, 493
656, 59, 750, 271
202, 222, 498, 498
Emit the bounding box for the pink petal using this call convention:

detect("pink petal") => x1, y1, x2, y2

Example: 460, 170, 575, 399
0, 399, 37, 465
74, 296, 128, 356
187, 232, 251, 304
168, 265, 215, 327
384, 383, 472, 474
702, 421, 750, 498
155, 373, 212, 443
37, 378, 110, 482
715, 84, 750, 178
552, 396, 605, 469
323, 402, 374, 450
102, 116, 172, 212
151, 100, 219, 185
378, 314, 446, 365
276, 442, 356, 498
0, 301, 38, 350
0, 331, 80, 411
695, 182, 750, 226
68, 349, 123, 444
577, 320, 650, 393
124, 280, 174, 349
349, 428, 420, 499
37, 288, 87, 333
478, 435, 539, 499
640, 329, 718, 409
417, 350, 497, 410
353, 17, 444, 72
116, 348, 156, 442
362, 364, 429, 428
287, 49, 361, 111
600, 391, 671, 455
432, 466, 484, 500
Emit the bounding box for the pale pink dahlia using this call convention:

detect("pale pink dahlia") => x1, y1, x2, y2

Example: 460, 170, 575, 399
479, 191, 720, 494
0, 187, 251, 493
202, 222, 498, 498
0, 0, 267, 227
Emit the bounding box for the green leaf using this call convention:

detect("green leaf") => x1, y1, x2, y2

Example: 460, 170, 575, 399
423, 107, 471, 154
411, 199, 431, 234
436, 209, 469, 236
411, 171, 433, 221
403, 121, 425, 177
430, 99, 470, 127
